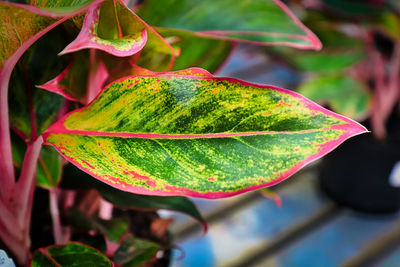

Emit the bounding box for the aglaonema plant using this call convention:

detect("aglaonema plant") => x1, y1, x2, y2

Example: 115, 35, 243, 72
0, 0, 367, 265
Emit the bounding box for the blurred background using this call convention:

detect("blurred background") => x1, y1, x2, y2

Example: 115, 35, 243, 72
159, 0, 400, 266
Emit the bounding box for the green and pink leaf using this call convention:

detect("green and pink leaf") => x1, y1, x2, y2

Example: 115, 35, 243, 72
61, 0, 176, 58
137, 0, 321, 50
31, 242, 113, 267
38, 50, 109, 104
43, 73, 367, 198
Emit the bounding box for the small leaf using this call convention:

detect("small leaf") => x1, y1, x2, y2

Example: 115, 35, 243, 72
11, 133, 61, 188
36, 146, 62, 188
298, 75, 371, 121
61, 0, 175, 57
38, 50, 109, 103
112, 234, 161, 267
44, 73, 367, 198
259, 188, 282, 208
137, 0, 321, 50
60, 0, 146, 57
31, 242, 113, 267
67, 207, 130, 243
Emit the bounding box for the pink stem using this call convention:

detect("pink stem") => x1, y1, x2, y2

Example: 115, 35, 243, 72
0, 198, 22, 240
0, 136, 42, 266
0, 221, 28, 266
0, 68, 15, 201
98, 199, 113, 220
15, 136, 43, 231
49, 188, 69, 244
371, 52, 387, 139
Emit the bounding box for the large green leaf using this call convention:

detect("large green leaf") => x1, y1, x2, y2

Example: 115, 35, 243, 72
44, 73, 367, 198
298, 75, 371, 121
137, 0, 321, 50
31, 242, 113, 267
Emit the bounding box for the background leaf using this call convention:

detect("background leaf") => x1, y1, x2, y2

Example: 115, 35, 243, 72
61, 163, 207, 229
12, 133, 61, 188
155, 27, 234, 73
31, 242, 113, 267
112, 234, 161, 267
136, 0, 321, 49
8, 28, 67, 140
298, 75, 371, 121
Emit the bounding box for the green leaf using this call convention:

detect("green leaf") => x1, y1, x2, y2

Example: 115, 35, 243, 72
323, 0, 388, 14
38, 50, 109, 104
292, 52, 365, 72
137, 0, 321, 49
0, 2, 57, 69
298, 75, 371, 121
112, 234, 161, 267
44, 73, 367, 198
11, 133, 62, 188
31, 242, 113, 267
60, 0, 147, 57
156, 27, 233, 73
31, 0, 99, 14
61, 163, 207, 229
98, 183, 207, 231
9, 28, 67, 140
67, 207, 130, 243
36, 146, 62, 188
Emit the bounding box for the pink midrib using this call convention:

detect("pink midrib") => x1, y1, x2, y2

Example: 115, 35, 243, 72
42, 122, 364, 142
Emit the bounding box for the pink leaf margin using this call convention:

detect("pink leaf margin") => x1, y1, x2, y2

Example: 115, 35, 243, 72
59, 1, 147, 57
36, 62, 80, 101
43, 73, 367, 199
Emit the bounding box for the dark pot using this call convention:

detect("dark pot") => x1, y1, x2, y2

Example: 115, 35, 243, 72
319, 116, 400, 213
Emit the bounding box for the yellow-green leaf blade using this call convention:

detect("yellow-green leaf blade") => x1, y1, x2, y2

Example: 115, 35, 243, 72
44, 74, 367, 198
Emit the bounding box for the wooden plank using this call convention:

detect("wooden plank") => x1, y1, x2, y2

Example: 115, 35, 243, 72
255, 211, 400, 267
342, 221, 400, 267
170, 170, 329, 267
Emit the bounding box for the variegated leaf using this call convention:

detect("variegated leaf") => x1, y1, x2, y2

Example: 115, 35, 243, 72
61, 0, 176, 57
44, 73, 367, 198
38, 50, 109, 104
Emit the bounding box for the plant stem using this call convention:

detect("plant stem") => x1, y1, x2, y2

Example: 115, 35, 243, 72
0, 68, 15, 201
49, 188, 69, 244
0, 199, 22, 240
8, 136, 43, 264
